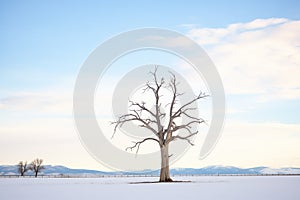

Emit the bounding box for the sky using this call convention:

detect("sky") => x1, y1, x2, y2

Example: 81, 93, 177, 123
0, 0, 300, 170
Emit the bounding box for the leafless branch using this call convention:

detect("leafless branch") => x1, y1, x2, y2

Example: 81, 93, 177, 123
18, 161, 29, 176
126, 137, 160, 155
110, 67, 208, 158
129, 100, 156, 118
111, 113, 158, 138
173, 92, 209, 119
29, 158, 44, 177
167, 132, 198, 145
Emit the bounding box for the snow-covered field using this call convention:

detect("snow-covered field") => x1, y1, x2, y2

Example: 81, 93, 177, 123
1, 176, 299, 200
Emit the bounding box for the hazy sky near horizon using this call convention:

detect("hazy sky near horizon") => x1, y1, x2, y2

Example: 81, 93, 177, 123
1, 0, 300, 170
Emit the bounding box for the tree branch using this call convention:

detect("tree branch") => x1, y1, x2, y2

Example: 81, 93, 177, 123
167, 132, 198, 145
173, 92, 209, 119
165, 72, 180, 141
126, 137, 160, 155
129, 100, 156, 119
111, 113, 158, 138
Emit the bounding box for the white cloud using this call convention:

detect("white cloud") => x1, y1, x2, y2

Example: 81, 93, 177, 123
187, 18, 288, 45
228, 18, 288, 31
0, 90, 72, 115
187, 18, 300, 101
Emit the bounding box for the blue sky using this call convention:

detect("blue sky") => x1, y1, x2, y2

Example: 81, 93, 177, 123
1, 0, 300, 90
0, 1, 300, 170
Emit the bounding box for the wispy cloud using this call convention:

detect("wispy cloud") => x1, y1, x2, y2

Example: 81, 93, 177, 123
186, 18, 300, 101
0, 90, 72, 115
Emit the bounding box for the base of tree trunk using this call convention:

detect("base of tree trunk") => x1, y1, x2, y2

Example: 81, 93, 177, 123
159, 177, 173, 182
130, 180, 192, 184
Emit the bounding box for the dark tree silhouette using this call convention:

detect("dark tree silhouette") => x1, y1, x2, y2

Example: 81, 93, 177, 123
17, 161, 29, 176
112, 67, 207, 182
29, 158, 45, 177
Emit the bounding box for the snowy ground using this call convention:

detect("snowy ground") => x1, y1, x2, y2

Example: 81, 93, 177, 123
0, 176, 299, 200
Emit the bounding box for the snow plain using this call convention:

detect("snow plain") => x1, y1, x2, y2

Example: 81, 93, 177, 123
0, 176, 299, 200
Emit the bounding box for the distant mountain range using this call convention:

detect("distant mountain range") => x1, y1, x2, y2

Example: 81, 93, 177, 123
1, 165, 300, 176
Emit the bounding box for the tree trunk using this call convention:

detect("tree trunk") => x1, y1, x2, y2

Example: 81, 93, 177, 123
159, 144, 173, 182
35, 171, 38, 177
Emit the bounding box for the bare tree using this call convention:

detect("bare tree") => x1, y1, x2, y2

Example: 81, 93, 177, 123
112, 67, 208, 182
18, 161, 29, 176
29, 158, 45, 177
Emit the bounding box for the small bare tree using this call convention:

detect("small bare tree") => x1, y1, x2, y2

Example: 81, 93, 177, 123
17, 161, 29, 176
112, 67, 207, 182
29, 158, 45, 177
